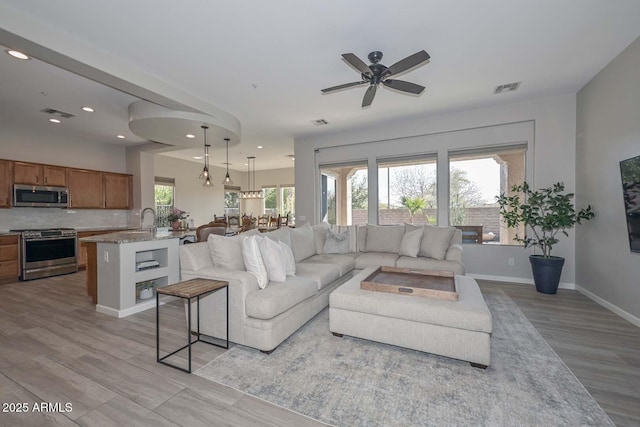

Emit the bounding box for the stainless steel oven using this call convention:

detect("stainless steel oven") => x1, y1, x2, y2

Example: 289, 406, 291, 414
11, 228, 78, 280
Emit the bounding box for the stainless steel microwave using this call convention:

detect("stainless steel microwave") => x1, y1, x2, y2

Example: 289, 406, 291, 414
13, 184, 69, 208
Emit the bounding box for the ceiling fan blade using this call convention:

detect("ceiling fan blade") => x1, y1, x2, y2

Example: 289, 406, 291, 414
383, 50, 430, 77
383, 79, 425, 95
321, 81, 368, 93
342, 53, 372, 76
362, 85, 377, 107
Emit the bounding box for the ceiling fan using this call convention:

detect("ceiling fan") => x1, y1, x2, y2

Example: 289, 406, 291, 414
321, 50, 431, 107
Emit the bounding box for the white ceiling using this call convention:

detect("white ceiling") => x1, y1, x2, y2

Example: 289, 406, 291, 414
1, 1, 639, 171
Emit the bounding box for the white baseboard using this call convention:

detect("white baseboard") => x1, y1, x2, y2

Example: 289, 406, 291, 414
468, 273, 575, 290
575, 285, 640, 329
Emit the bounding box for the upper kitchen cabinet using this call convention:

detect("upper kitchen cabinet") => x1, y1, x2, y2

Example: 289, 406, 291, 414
0, 160, 13, 208
14, 161, 67, 187
68, 168, 103, 208
103, 172, 132, 209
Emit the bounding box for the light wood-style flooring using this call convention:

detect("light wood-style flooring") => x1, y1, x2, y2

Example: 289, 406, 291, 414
0, 272, 638, 426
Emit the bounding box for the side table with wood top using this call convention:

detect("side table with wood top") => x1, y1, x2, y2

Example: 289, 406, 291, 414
156, 278, 229, 373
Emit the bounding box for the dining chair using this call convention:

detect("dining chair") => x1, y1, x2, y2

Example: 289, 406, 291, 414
257, 216, 269, 232
279, 214, 289, 228
196, 224, 226, 242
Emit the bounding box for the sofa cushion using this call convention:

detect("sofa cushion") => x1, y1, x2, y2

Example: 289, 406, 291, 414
365, 225, 405, 253
396, 255, 465, 275
354, 252, 400, 269
241, 235, 268, 289
323, 227, 350, 254
179, 242, 213, 271
290, 222, 317, 262
245, 276, 318, 320
265, 226, 292, 249
357, 225, 367, 252
301, 254, 356, 276
407, 224, 456, 261
258, 237, 287, 282
399, 228, 423, 257
295, 262, 341, 290
312, 223, 329, 254
208, 234, 245, 271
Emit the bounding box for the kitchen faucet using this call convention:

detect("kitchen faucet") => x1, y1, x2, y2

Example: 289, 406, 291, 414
141, 207, 157, 233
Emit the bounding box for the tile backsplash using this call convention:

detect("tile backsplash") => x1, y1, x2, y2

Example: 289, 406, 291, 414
0, 208, 138, 231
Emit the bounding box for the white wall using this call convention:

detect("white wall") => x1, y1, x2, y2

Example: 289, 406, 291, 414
153, 155, 229, 227
576, 36, 640, 322
295, 94, 578, 284
0, 120, 127, 172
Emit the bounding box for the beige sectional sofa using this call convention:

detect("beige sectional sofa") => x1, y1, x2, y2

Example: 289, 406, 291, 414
179, 222, 464, 353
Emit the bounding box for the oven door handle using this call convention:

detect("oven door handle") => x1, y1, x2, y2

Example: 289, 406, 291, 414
24, 236, 76, 242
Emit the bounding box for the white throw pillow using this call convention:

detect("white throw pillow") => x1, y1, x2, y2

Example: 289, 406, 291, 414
257, 237, 287, 282
279, 241, 296, 276
312, 223, 330, 254
420, 225, 456, 260
208, 234, 245, 271
289, 222, 317, 262
365, 224, 405, 253
241, 236, 268, 289
357, 225, 368, 252
323, 227, 350, 254
265, 226, 292, 248
399, 228, 423, 258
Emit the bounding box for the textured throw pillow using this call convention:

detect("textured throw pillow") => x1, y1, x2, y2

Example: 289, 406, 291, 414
399, 228, 423, 257
207, 234, 245, 271
365, 224, 405, 253
241, 236, 268, 289
289, 222, 317, 262
279, 241, 296, 276
420, 225, 456, 260
257, 237, 287, 282
323, 227, 350, 254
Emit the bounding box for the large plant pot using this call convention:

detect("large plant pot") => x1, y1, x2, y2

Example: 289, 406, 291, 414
529, 255, 565, 294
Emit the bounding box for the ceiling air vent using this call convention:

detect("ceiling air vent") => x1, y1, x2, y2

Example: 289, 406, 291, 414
311, 119, 329, 126
494, 82, 521, 95
41, 108, 75, 118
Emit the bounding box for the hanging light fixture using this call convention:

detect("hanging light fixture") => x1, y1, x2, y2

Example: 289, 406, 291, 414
222, 138, 233, 184
198, 125, 213, 188
239, 156, 263, 198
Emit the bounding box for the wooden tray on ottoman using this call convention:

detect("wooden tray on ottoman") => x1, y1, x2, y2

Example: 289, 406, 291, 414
360, 267, 458, 301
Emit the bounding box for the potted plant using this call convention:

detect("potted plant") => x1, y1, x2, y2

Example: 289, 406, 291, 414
496, 182, 594, 294
167, 208, 189, 230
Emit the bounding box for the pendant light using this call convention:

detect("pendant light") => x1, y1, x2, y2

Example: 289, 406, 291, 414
239, 156, 263, 198
222, 138, 233, 184
198, 125, 213, 188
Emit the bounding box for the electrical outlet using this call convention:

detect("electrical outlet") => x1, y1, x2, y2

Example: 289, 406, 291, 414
508, 257, 515, 266
103, 251, 109, 263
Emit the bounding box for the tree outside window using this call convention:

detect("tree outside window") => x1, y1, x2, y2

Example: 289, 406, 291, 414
154, 178, 174, 227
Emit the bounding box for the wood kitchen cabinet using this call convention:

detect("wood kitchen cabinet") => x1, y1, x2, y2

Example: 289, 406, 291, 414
68, 168, 103, 208
0, 160, 13, 208
103, 172, 132, 209
14, 161, 67, 186
0, 235, 19, 283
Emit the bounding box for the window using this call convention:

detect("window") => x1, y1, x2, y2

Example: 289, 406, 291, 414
154, 177, 175, 228
263, 186, 278, 215
280, 186, 295, 224
320, 162, 368, 225
224, 186, 240, 215
378, 156, 437, 225
448, 144, 526, 244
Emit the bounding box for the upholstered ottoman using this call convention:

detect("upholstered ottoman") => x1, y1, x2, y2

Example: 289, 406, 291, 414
329, 268, 492, 367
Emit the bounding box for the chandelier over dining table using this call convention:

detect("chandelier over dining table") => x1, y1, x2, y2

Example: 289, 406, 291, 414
239, 156, 263, 199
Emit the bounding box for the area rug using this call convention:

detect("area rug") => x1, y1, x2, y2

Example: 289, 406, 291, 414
195, 292, 613, 427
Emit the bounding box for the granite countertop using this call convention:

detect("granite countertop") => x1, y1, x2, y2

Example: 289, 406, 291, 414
79, 229, 195, 244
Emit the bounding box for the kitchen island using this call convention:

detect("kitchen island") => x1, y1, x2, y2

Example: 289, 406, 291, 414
80, 230, 193, 318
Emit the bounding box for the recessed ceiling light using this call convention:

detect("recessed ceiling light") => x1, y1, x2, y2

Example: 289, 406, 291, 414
81, 106, 95, 112
116, 135, 125, 139
193, 156, 203, 160
257, 145, 263, 149
48, 118, 61, 124
186, 134, 195, 139
6, 50, 29, 60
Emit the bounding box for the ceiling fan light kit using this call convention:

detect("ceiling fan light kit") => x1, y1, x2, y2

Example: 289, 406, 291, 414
321, 50, 430, 107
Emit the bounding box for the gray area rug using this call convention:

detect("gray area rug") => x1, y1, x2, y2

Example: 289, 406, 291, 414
195, 292, 613, 427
